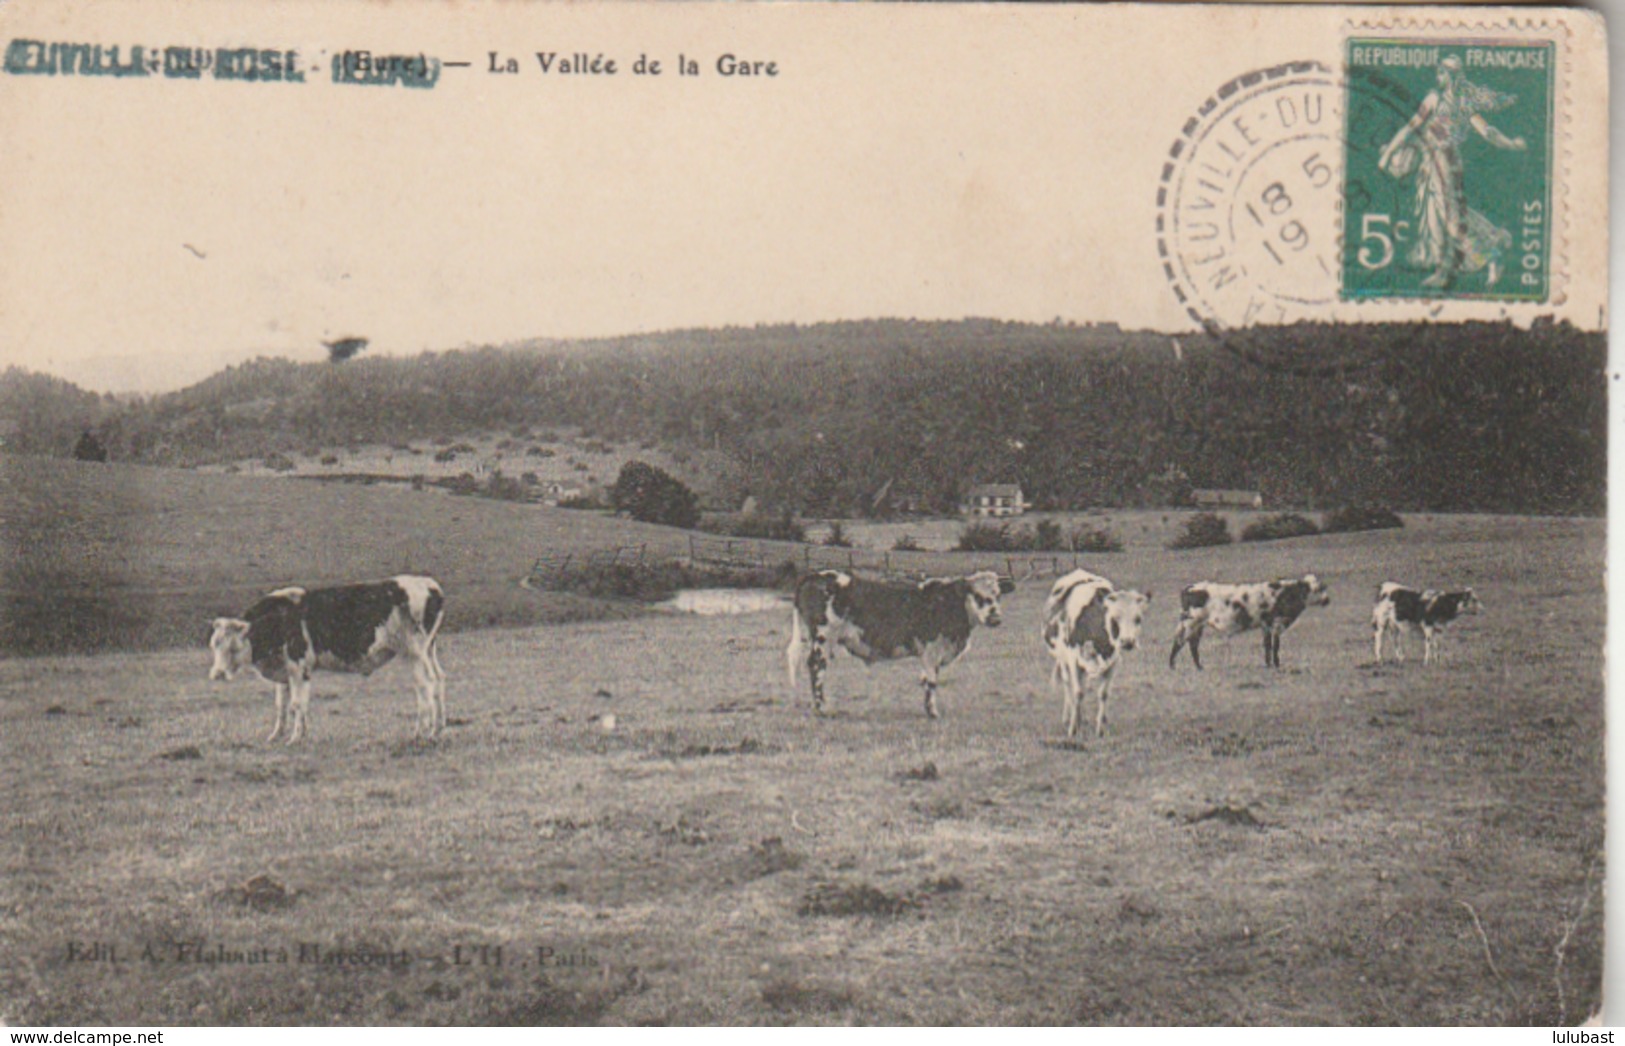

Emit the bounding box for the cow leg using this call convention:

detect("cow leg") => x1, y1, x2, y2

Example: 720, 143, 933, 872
785, 609, 806, 693
1170, 620, 1204, 670
1422, 626, 1436, 665
806, 629, 830, 714
1372, 619, 1385, 662
1060, 661, 1081, 739
1094, 664, 1117, 738
920, 669, 940, 720
413, 654, 438, 738
1262, 628, 1274, 667
267, 683, 290, 743
429, 641, 448, 735
919, 651, 944, 720
286, 669, 312, 745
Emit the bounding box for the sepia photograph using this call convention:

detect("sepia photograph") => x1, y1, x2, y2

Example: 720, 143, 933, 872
0, 1, 1610, 1027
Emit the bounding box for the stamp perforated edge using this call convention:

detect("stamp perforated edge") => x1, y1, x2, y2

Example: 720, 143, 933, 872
1339, 13, 1578, 308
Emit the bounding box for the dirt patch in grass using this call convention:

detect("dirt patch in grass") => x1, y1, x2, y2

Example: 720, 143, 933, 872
653, 735, 783, 760
760, 977, 858, 1016
797, 875, 965, 918
1185, 803, 1271, 829
216, 874, 296, 912
742, 837, 806, 879
911, 797, 967, 821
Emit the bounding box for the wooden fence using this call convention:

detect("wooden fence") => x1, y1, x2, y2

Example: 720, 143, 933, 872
527, 544, 646, 588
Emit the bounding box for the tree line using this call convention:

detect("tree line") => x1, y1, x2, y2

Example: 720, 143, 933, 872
0, 317, 1604, 516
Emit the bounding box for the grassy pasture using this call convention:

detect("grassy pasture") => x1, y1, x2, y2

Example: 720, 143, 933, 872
0, 456, 704, 656
0, 465, 1602, 1024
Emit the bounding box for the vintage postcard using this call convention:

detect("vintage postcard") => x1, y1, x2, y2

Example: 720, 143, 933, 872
0, 1, 1608, 1029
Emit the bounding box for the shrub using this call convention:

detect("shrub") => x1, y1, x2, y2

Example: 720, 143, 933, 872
1070, 526, 1124, 553
1322, 505, 1404, 533
485, 471, 526, 502
823, 521, 852, 548
320, 454, 339, 466
700, 511, 807, 543
1032, 519, 1066, 551
1240, 513, 1321, 543
433, 448, 458, 464
892, 534, 923, 552
526, 445, 555, 458
443, 472, 480, 496
1168, 512, 1232, 549
558, 493, 607, 510
450, 442, 477, 454
262, 452, 296, 472
955, 521, 1032, 552
611, 460, 700, 529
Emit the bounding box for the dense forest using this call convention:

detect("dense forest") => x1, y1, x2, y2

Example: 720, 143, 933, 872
0, 318, 1605, 516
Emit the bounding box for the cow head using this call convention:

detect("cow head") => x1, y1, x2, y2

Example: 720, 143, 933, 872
1302, 574, 1331, 607
1105, 589, 1152, 651
964, 571, 1014, 627
1458, 588, 1483, 615
207, 617, 252, 680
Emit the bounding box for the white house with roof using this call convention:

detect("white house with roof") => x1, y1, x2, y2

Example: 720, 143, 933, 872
961, 483, 1028, 518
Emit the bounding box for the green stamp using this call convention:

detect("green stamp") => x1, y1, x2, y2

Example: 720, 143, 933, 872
1343, 38, 1554, 301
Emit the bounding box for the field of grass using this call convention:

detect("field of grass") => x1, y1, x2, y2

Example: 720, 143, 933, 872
0, 458, 1603, 1025
0, 456, 715, 656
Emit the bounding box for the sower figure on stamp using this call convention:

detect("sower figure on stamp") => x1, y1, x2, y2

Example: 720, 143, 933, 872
1378, 54, 1526, 291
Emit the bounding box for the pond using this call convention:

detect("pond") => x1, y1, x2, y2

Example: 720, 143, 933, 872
661, 588, 790, 616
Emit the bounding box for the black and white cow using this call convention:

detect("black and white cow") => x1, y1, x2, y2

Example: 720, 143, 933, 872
208, 575, 447, 744
1372, 582, 1482, 664
1169, 574, 1329, 670
786, 569, 1014, 718
1042, 569, 1152, 740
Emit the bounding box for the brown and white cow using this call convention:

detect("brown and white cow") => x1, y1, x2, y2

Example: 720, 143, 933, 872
1169, 574, 1329, 670
1372, 582, 1482, 664
1042, 569, 1152, 739
208, 575, 447, 744
786, 569, 1014, 718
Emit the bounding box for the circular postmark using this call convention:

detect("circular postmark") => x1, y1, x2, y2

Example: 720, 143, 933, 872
1157, 60, 1415, 355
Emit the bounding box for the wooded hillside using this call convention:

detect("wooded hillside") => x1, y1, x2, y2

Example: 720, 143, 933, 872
1, 318, 1604, 515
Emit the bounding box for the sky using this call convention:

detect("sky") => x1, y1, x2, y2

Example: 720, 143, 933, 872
0, 1, 1609, 393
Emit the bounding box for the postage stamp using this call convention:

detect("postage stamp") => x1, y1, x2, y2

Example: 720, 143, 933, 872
1342, 37, 1555, 302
